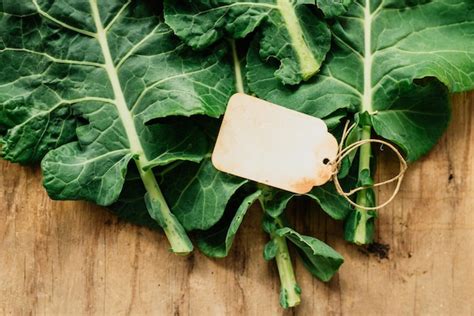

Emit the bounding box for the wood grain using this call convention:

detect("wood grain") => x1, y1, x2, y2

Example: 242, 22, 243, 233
0, 93, 472, 316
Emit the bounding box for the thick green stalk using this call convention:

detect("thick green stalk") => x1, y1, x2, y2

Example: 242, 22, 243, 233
344, 125, 375, 245
354, 126, 372, 243
345, 0, 376, 245
271, 221, 301, 308
89, 0, 193, 255
139, 166, 193, 255
276, 0, 319, 79
230, 39, 244, 94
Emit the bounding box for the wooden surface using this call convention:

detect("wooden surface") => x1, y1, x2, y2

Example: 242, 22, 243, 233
0, 93, 472, 316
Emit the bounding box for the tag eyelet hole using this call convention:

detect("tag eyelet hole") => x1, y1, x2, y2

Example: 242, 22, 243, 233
322, 158, 330, 165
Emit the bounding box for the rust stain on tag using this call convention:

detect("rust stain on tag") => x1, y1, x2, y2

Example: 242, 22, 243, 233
212, 93, 338, 194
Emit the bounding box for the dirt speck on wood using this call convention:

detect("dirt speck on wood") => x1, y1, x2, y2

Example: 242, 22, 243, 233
359, 242, 390, 260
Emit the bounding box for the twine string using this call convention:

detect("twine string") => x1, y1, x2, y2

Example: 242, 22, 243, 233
330, 121, 408, 211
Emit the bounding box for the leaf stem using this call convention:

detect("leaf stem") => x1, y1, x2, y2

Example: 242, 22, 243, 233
345, 0, 376, 245
229, 39, 245, 94
276, 0, 319, 79
345, 125, 375, 245
139, 165, 193, 255
88, 0, 193, 254
270, 217, 301, 308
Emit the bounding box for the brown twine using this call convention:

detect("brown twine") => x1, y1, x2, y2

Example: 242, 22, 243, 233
330, 121, 408, 211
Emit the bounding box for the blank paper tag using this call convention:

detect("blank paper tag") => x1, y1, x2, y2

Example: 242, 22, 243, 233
212, 93, 338, 194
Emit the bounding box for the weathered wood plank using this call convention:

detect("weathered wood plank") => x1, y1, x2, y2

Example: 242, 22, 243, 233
0, 93, 472, 315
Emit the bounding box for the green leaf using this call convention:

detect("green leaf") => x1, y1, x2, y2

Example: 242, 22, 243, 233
263, 239, 278, 261
262, 211, 278, 234
109, 166, 160, 230
345, 123, 362, 161
0, 1, 237, 253
259, 186, 294, 218
164, 0, 331, 85
370, 81, 451, 161
323, 109, 346, 130
110, 158, 254, 247
0, 103, 78, 164
277, 227, 344, 282
259, 182, 351, 220
0, 1, 233, 201
197, 190, 262, 258
336, 123, 362, 179
357, 169, 373, 187
247, 0, 474, 161
305, 183, 351, 220
316, 0, 354, 18
159, 158, 248, 231
344, 208, 377, 244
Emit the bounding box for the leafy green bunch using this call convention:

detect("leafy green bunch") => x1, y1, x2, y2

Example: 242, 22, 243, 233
1, 0, 474, 309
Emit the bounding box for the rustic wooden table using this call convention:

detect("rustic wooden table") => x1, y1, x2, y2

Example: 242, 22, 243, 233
0, 94, 472, 316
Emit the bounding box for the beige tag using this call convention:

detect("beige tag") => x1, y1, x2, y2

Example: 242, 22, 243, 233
212, 93, 338, 194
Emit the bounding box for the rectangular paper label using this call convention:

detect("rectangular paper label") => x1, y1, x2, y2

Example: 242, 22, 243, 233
212, 93, 338, 194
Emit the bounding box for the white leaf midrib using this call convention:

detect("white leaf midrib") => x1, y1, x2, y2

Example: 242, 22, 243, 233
89, 0, 147, 162
276, 0, 319, 79
230, 39, 244, 94
362, 0, 373, 113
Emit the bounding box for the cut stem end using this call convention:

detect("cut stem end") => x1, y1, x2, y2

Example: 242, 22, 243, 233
139, 165, 193, 255
273, 232, 301, 308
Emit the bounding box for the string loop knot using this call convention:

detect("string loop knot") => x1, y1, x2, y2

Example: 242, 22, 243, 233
330, 121, 408, 211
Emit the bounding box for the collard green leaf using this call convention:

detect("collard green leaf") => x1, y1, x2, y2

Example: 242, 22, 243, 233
246, 0, 474, 243
164, 0, 331, 85
0, 1, 233, 202
370, 81, 451, 160
306, 184, 351, 220
259, 183, 351, 220
0, 102, 78, 164
323, 109, 346, 130
159, 158, 248, 231
316, 0, 354, 18
109, 166, 160, 230
259, 187, 294, 218
277, 227, 344, 282
0, 1, 237, 253
110, 157, 253, 235
247, 0, 474, 161
197, 190, 262, 258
